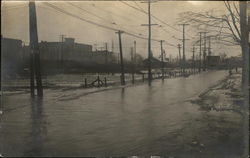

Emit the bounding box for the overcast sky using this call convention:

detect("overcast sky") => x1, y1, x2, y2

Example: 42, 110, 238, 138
1, 1, 242, 59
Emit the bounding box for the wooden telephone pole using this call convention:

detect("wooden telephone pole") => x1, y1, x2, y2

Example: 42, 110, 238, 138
177, 44, 182, 68
134, 41, 137, 71
160, 40, 165, 80
130, 47, 134, 63
60, 34, 65, 71
147, 0, 152, 82
116, 30, 125, 85
141, 0, 158, 83
178, 23, 189, 74
198, 32, 202, 73
29, 1, 43, 97
192, 45, 195, 73
105, 42, 108, 65
208, 36, 211, 56
203, 32, 207, 71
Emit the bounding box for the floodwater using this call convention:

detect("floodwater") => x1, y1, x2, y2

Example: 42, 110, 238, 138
0, 70, 244, 157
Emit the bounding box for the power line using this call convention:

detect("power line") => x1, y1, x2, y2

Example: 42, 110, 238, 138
89, 2, 150, 36
43, 2, 177, 48
120, 1, 186, 44
134, 1, 145, 12
67, 2, 114, 24
67, 2, 146, 36
89, 2, 142, 24
1, 5, 27, 11
132, 1, 179, 41
120, 1, 182, 33
85, 1, 177, 47
44, 2, 118, 31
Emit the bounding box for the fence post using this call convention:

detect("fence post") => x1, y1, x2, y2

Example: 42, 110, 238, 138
97, 75, 100, 87
132, 73, 135, 84
85, 78, 87, 88
104, 77, 107, 87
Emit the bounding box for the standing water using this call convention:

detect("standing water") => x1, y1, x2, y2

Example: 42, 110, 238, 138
0, 70, 244, 156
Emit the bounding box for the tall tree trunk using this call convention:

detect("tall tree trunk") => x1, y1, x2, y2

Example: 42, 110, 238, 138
239, 1, 249, 91
239, 1, 249, 156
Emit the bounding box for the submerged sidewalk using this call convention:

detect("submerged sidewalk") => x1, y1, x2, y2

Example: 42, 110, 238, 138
189, 72, 248, 157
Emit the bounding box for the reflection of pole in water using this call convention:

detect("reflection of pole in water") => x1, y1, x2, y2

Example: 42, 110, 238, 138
30, 98, 46, 156
120, 88, 126, 112
121, 88, 125, 101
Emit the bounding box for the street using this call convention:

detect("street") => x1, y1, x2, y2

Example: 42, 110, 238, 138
1, 0, 249, 157
1, 70, 244, 157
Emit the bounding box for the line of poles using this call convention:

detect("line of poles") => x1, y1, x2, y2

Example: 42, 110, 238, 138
28, 0, 213, 97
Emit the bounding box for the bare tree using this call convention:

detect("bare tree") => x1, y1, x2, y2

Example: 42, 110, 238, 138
178, 1, 249, 88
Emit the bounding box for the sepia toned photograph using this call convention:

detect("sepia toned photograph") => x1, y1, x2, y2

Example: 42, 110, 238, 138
0, 0, 249, 157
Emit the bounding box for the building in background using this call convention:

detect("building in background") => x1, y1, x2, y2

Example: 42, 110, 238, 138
143, 57, 169, 68
22, 37, 117, 65
1, 36, 23, 76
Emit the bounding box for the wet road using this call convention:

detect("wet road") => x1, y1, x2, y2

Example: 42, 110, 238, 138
0, 70, 243, 156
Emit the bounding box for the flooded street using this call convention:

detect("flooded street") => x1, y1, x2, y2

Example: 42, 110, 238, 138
0, 70, 244, 156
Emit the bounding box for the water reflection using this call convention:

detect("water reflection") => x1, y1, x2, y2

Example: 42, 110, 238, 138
27, 97, 47, 156
121, 88, 125, 101
120, 88, 126, 112
3, 70, 231, 156
146, 83, 153, 103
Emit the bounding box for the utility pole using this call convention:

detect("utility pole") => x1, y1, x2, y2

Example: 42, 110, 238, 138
116, 30, 125, 85
147, 0, 152, 82
130, 47, 135, 79
196, 54, 199, 73
130, 47, 135, 84
178, 23, 189, 74
111, 40, 114, 53
177, 44, 182, 68
29, 1, 43, 97
192, 45, 195, 73
105, 42, 108, 65
130, 47, 134, 69
208, 36, 211, 56
60, 34, 65, 71
130, 47, 134, 62
141, 0, 158, 83
160, 40, 165, 80
203, 32, 207, 71
134, 41, 136, 71
117, 53, 120, 64
198, 32, 202, 73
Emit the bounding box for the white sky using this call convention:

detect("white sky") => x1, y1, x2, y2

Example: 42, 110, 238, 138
1, 1, 242, 59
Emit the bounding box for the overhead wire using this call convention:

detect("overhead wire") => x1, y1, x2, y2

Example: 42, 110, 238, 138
43, 2, 177, 47
121, 1, 194, 39
66, 2, 149, 39
120, 1, 183, 44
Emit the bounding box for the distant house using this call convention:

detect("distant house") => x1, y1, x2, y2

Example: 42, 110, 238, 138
206, 56, 220, 67
91, 50, 116, 64
143, 57, 168, 68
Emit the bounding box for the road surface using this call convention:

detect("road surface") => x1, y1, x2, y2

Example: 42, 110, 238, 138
0, 70, 244, 157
